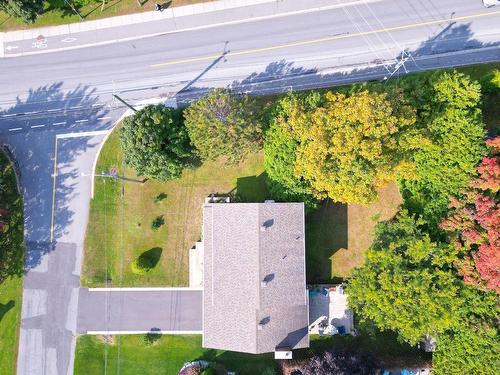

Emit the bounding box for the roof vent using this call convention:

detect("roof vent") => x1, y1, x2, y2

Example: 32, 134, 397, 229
258, 316, 270, 330
260, 219, 274, 231
261, 273, 275, 287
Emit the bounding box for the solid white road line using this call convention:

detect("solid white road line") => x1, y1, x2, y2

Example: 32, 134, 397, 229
87, 287, 203, 292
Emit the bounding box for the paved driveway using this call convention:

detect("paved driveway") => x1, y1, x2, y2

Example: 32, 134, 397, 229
77, 289, 203, 333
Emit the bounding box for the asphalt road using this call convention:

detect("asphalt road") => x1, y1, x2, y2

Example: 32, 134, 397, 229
0, 0, 498, 374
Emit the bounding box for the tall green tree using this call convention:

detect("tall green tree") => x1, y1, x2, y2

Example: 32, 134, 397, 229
401, 71, 487, 228
183, 89, 262, 163
0, 0, 44, 23
347, 211, 461, 345
120, 105, 192, 181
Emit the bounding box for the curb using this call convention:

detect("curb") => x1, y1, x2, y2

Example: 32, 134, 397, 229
87, 287, 203, 291
86, 330, 203, 335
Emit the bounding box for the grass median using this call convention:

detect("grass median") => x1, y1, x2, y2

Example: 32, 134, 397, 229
0, 152, 24, 374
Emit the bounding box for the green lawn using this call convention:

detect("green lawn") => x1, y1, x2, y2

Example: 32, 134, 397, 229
82, 125, 268, 287
74, 335, 276, 375
0, 152, 24, 375
74, 332, 430, 374
0, 0, 210, 31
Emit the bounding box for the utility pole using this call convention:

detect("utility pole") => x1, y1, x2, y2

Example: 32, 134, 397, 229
64, 0, 84, 21
383, 50, 410, 82
112, 94, 137, 112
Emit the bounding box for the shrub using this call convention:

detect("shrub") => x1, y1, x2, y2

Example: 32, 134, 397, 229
130, 247, 162, 274
154, 193, 167, 204
143, 330, 162, 346
151, 215, 165, 230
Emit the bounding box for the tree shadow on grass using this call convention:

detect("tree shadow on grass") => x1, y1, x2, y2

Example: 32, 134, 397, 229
306, 199, 347, 284
0, 300, 15, 322
235, 172, 268, 202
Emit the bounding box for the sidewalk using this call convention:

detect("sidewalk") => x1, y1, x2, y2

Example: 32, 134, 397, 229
1, 0, 380, 57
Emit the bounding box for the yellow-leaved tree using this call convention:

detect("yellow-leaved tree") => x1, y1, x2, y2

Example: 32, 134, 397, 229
290, 90, 417, 204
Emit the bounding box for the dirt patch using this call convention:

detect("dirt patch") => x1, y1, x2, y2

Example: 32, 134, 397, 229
97, 335, 115, 345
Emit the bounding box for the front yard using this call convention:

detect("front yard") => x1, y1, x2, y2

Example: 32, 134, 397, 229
0, 151, 24, 374
82, 125, 268, 287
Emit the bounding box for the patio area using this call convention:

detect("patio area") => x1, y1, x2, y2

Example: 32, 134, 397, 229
308, 285, 354, 335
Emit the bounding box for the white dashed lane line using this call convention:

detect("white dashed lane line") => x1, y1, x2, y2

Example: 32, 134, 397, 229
53, 121, 67, 126
8, 127, 22, 131
75, 119, 89, 123
31, 124, 45, 129
97, 116, 111, 120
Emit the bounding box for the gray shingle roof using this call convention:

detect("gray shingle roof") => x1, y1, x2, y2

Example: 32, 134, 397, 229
202, 202, 309, 354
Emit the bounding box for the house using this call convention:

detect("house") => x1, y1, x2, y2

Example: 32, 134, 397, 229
201, 200, 309, 356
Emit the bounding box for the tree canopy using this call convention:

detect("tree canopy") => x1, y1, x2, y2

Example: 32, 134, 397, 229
264, 90, 417, 205
347, 211, 461, 345
183, 89, 262, 163
440, 136, 500, 292
120, 105, 192, 181
401, 72, 487, 227
0, 0, 44, 23
263, 92, 319, 207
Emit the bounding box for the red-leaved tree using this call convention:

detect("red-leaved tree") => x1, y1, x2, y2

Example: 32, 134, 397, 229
441, 136, 500, 292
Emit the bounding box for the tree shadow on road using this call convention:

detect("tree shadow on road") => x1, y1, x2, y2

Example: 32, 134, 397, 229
0, 83, 112, 271
173, 22, 499, 105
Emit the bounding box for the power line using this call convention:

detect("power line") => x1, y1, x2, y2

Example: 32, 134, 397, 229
337, 0, 392, 74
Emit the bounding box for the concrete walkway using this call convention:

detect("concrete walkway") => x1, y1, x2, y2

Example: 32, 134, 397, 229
77, 289, 203, 333
1, 0, 381, 57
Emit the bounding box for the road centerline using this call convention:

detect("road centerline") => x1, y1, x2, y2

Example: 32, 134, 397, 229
150, 10, 500, 68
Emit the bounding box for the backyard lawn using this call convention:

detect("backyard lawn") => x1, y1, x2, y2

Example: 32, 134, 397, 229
82, 125, 268, 287
0, 152, 24, 374
306, 183, 402, 282
0, 0, 210, 31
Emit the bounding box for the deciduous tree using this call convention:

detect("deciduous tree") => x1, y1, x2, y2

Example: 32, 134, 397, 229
347, 211, 461, 345
265, 90, 417, 205
120, 105, 192, 181
401, 71, 487, 227
0, 0, 44, 23
183, 89, 262, 163
441, 136, 500, 292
